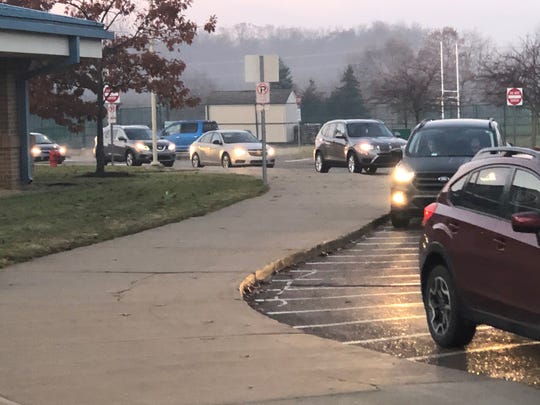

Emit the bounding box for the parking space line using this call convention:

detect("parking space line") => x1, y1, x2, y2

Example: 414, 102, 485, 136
266, 302, 423, 315
306, 260, 418, 265
355, 242, 418, 246
254, 291, 421, 302
292, 267, 418, 272
331, 253, 417, 258
272, 278, 323, 282
407, 341, 540, 361
294, 315, 425, 329
348, 248, 418, 251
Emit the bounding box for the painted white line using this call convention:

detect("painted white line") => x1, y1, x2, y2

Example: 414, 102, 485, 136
0, 396, 23, 405
294, 315, 425, 329
254, 291, 421, 302
306, 260, 418, 265
407, 341, 540, 362
342, 328, 492, 345
272, 278, 323, 282
273, 275, 417, 283
364, 236, 419, 240
348, 248, 418, 252
284, 158, 311, 163
267, 302, 423, 315
293, 267, 418, 272
277, 286, 420, 291
330, 254, 417, 258
355, 242, 418, 246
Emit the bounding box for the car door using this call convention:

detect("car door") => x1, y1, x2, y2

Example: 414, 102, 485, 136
445, 166, 512, 313
317, 123, 334, 161
207, 132, 223, 164
329, 122, 347, 164
197, 132, 213, 163
495, 168, 540, 322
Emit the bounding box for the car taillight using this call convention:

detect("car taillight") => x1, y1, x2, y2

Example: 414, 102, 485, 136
422, 203, 438, 226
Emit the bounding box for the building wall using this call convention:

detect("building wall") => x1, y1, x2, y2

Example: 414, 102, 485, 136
0, 61, 21, 189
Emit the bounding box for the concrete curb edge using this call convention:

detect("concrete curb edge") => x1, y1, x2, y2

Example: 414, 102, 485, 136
239, 213, 390, 297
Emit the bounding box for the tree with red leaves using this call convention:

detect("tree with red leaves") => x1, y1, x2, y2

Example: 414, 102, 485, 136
3, 0, 216, 174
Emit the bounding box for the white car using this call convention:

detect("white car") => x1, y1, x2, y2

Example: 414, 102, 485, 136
189, 130, 276, 168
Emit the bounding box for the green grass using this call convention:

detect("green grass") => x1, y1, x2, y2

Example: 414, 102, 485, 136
0, 165, 265, 268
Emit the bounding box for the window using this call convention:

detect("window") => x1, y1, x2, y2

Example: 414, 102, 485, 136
180, 123, 198, 133
347, 122, 393, 138
199, 133, 212, 143
508, 169, 540, 216
335, 122, 346, 138
407, 127, 496, 157
165, 124, 181, 135
459, 167, 510, 216
448, 175, 467, 206
202, 121, 218, 132
323, 123, 336, 138
210, 133, 222, 144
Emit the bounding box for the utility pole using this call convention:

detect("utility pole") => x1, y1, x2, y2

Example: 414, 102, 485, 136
259, 55, 268, 186
440, 41, 461, 119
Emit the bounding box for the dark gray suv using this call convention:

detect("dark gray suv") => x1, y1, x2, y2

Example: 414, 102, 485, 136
314, 119, 406, 174
390, 118, 506, 228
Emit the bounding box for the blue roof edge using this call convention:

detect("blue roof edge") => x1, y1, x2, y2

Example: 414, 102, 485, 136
0, 4, 113, 40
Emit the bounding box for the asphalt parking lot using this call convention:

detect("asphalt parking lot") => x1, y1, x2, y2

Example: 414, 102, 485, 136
249, 221, 540, 388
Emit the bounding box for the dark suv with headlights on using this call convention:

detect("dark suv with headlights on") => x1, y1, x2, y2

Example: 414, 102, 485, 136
390, 118, 506, 227
96, 125, 176, 167
314, 119, 406, 174
420, 146, 540, 347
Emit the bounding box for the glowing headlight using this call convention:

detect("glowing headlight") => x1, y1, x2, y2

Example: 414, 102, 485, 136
267, 146, 275, 157
135, 142, 150, 152
167, 142, 175, 151
392, 191, 407, 205
58, 146, 67, 155
233, 147, 247, 157
31, 146, 41, 157
357, 143, 374, 153
392, 165, 415, 183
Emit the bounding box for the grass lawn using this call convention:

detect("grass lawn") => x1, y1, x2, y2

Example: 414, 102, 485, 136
0, 165, 265, 268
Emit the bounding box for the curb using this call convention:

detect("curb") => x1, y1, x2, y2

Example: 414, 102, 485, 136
239, 213, 390, 297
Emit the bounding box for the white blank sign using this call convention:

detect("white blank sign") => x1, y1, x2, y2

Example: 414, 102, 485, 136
245, 54, 279, 83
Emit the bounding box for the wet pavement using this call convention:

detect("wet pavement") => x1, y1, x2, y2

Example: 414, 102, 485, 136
249, 222, 540, 388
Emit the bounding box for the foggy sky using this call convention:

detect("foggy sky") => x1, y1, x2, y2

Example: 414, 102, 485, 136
189, 0, 540, 46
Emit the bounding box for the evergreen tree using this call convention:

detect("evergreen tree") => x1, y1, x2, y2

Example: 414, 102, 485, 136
327, 65, 368, 119
272, 58, 294, 90
300, 79, 325, 123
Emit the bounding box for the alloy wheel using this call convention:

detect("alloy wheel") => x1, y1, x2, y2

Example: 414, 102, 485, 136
427, 276, 452, 336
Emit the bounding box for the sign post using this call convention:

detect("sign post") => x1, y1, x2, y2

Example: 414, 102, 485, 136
104, 86, 120, 166
296, 96, 302, 146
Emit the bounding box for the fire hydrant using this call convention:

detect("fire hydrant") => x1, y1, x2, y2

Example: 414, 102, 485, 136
49, 149, 59, 168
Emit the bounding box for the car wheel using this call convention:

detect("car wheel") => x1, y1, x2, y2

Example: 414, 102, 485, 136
424, 265, 476, 348
221, 153, 231, 168
125, 151, 135, 167
347, 153, 362, 173
315, 151, 329, 173
191, 153, 203, 168
163, 161, 174, 168
267, 163, 275, 168
390, 211, 410, 228
366, 166, 377, 174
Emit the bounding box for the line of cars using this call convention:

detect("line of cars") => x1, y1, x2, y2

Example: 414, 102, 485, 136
313, 116, 540, 348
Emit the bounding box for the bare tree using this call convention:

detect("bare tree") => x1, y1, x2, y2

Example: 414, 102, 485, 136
480, 36, 540, 147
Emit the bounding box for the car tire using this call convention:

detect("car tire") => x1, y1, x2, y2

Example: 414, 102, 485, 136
365, 166, 377, 174
347, 153, 362, 173
315, 151, 330, 173
191, 153, 203, 168
424, 265, 477, 348
390, 211, 410, 228
163, 161, 174, 168
221, 153, 231, 168
267, 163, 275, 168
125, 151, 135, 167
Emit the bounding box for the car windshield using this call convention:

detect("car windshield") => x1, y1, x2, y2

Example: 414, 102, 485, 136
33, 133, 52, 144
222, 131, 258, 144
347, 122, 393, 138
124, 127, 152, 140
407, 127, 496, 157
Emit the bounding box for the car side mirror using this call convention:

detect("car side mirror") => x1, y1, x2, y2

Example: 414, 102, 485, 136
511, 211, 540, 245
212, 140, 222, 145
118, 135, 127, 142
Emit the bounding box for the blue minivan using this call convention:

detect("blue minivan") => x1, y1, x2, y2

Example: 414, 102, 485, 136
161, 120, 219, 153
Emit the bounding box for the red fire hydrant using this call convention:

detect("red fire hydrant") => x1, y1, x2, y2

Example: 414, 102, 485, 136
49, 149, 59, 168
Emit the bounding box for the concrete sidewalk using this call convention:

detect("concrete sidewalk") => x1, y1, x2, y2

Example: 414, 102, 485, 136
0, 165, 538, 405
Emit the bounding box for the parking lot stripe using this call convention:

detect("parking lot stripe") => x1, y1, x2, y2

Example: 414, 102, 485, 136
355, 242, 418, 246
266, 302, 423, 315
407, 341, 540, 361
254, 291, 421, 302
306, 260, 418, 265
330, 253, 417, 258
294, 315, 425, 329
292, 267, 418, 272
349, 248, 418, 251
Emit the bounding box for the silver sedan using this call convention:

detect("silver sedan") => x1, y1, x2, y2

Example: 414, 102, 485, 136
189, 130, 276, 168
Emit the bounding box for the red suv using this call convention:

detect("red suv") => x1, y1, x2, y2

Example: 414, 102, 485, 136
420, 147, 540, 347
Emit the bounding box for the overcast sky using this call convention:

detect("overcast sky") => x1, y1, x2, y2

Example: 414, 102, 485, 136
189, 0, 540, 46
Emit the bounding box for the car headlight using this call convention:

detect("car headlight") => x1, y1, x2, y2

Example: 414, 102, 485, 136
392, 164, 415, 183
167, 142, 175, 152
30, 146, 41, 157
135, 142, 150, 152
58, 146, 67, 155
267, 146, 275, 157
357, 143, 374, 153
233, 147, 247, 157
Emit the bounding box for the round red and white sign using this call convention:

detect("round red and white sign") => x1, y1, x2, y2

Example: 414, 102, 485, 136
507, 87, 523, 106
103, 85, 120, 103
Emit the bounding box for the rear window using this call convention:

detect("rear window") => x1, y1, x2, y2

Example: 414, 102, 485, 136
203, 121, 219, 132
407, 127, 496, 157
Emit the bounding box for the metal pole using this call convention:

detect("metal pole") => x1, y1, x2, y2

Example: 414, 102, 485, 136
109, 119, 114, 166
440, 41, 445, 119
150, 39, 159, 166
455, 42, 460, 119
259, 55, 268, 186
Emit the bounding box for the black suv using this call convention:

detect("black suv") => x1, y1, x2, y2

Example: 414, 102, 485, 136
390, 118, 506, 227
314, 119, 406, 174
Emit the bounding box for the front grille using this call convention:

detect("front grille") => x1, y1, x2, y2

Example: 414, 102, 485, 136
157, 144, 166, 151
374, 152, 401, 165
413, 172, 454, 192
248, 150, 262, 157
379, 144, 390, 152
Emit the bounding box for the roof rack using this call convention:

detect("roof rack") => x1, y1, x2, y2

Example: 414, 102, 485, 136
472, 146, 540, 161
